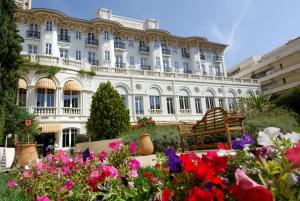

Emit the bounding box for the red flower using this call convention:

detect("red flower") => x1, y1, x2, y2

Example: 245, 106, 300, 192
185, 187, 213, 201
25, 119, 32, 127
142, 172, 154, 180
285, 143, 300, 169
217, 143, 230, 150
229, 169, 273, 201
162, 187, 172, 201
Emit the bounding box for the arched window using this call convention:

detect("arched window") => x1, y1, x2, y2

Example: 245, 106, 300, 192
62, 128, 78, 148
179, 89, 190, 110
227, 91, 236, 110
63, 80, 81, 114
17, 78, 27, 107
205, 90, 215, 109
35, 78, 56, 114
149, 88, 161, 110
116, 86, 128, 108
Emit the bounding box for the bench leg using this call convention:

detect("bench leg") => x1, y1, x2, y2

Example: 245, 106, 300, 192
180, 136, 185, 153
225, 125, 232, 149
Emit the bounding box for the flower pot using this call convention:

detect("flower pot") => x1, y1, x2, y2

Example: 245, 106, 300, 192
16, 143, 38, 167
138, 134, 154, 156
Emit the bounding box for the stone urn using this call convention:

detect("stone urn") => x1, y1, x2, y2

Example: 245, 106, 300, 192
138, 134, 154, 156
16, 143, 38, 167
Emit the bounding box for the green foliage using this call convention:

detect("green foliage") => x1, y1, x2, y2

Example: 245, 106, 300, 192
244, 108, 298, 138
0, 0, 23, 145
75, 134, 89, 144
122, 125, 180, 153
78, 69, 96, 77
136, 117, 156, 129
86, 81, 130, 140
273, 86, 300, 115
5, 107, 41, 143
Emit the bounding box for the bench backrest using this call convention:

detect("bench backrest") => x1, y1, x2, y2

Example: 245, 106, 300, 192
193, 107, 228, 132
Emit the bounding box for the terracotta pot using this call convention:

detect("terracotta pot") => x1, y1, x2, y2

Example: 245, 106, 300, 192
138, 134, 154, 156
16, 143, 38, 167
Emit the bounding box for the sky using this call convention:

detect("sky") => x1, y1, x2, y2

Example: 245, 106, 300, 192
32, 0, 300, 68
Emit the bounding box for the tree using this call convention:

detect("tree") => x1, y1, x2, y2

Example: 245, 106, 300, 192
0, 0, 23, 145
86, 81, 130, 140
274, 86, 300, 115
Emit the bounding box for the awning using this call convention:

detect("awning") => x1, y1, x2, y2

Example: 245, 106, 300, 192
39, 123, 61, 133
18, 78, 27, 89
63, 80, 82, 91
35, 78, 56, 90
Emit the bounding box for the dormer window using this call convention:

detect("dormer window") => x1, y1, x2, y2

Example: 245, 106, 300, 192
154, 39, 159, 47
29, 24, 38, 31
104, 31, 109, 40
46, 21, 53, 31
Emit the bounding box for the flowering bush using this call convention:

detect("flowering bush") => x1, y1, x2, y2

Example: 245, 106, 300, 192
136, 117, 156, 129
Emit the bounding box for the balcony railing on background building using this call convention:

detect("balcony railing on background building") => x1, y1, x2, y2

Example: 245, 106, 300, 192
200, 55, 206, 60
58, 35, 71, 43
34, 107, 56, 115
86, 38, 98, 46
115, 63, 126, 68
140, 65, 151, 70
62, 108, 81, 115
139, 46, 150, 53
181, 52, 190, 58
179, 109, 192, 115
114, 42, 125, 49
26, 30, 40, 39
149, 109, 163, 115
214, 56, 222, 62
88, 59, 99, 66
162, 48, 171, 55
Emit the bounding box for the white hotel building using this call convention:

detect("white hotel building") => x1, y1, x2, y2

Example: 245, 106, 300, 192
15, 2, 259, 149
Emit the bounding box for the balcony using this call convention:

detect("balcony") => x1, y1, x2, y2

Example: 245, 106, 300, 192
34, 107, 56, 115
62, 107, 81, 115
139, 46, 150, 53
88, 59, 99, 66
115, 63, 126, 68
179, 109, 192, 115
200, 55, 206, 60
214, 56, 222, 62
183, 70, 192, 74
149, 109, 163, 115
86, 38, 98, 46
181, 52, 190, 59
162, 48, 171, 55
141, 65, 151, 70
26, 30, 40, 39
114, 42, 125, 50
58, 35, 70, 43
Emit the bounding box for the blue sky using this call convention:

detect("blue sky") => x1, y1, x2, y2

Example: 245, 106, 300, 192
32, 0, 300, 68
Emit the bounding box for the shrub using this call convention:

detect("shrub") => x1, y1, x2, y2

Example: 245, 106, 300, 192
136, 117, 156, 129
75, 134, 89, 144
86, 81, 130, 140
273, 86, 300, 115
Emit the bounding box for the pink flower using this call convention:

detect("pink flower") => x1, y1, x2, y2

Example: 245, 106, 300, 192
62, 180, 75, 191
285, 143, 300, 169
108, 140, 123, 152
36, 196, 50, 201
23, 171, 31, 178
100, 164, 119, 178
25, 119, 32, 127
130, 159, 140, 171
7, 181, 18, 188
129, 142, 137, 154
130, 170, 138, 178
99, 151, 108, 162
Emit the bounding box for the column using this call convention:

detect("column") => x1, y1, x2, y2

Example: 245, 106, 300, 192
56, 87, 62, 115
200, 96, 207, 114
27, 85, 35, 114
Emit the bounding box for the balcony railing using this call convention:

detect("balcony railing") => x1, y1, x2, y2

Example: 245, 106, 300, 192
26, 30, 40, 39
140, 65, 151, 70
58, 35, 71, 43
162, 48, 171, 55
62, 107, 81, 115
181, 52, 190, 58
183, 70, 192, 74
179, 109, 192, 115
200, 55, 206, 60
88, 59, 99, 66
114, 42, 125, 49
214, 56, 222, 62
34, 107, 56, 115
149, 109, 163, 115
139, 46, 150, 53
115, 63, 126, 68
86, 38, 98, 46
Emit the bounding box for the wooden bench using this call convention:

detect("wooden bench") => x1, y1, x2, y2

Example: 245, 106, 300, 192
177, 107, 245, 152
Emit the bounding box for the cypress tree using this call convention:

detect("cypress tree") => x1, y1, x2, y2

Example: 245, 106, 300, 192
86, 81, 130, 140
0, 0, 23, 145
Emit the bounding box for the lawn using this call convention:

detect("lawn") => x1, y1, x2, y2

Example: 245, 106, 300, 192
294, 127, 300, 133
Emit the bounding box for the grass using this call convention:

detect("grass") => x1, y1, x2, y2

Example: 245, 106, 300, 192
294, 127, 300, 133
0, 172, 30, 201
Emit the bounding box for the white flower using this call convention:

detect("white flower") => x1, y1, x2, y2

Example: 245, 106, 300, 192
281, 132, 300, 144
257, 127, 282, 146
286, 173, 298, 187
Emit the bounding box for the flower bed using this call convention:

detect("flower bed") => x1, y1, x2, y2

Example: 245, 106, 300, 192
6, 128, 300, 201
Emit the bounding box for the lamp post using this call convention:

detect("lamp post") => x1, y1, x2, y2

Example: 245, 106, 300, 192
5, 134, 12, 148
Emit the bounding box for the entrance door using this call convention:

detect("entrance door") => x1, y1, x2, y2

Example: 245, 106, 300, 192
36, 133, 56, 157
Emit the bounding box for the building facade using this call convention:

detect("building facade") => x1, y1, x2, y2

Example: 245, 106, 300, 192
15, 7, 259, 149
228, 37, 300, 96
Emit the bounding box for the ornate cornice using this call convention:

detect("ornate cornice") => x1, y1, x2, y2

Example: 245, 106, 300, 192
16, 8, 227, 52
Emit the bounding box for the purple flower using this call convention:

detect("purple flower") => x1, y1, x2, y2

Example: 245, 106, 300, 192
45, 145, 52, 152
164, 148, 182, 173
82, 148, 90, 162
232, 139, 245, 150
242, 134, 254, 145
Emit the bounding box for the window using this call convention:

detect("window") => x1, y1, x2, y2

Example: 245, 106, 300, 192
130, 56, 135, 65
59, 49, 69, 59
37, 89, 54, 107
18, 89, 27, 107
76, 50, 81, 61
209, 65, 213, 75
181, 48, 187, 54
46, 21, 52, 31
135, 97, 144, 115
174, 61, 179, 70
141, 57, 147, 65
88, 51, 96, 65
45, 43, 52, 55
139, 41, 146, 47
215, 65, 221, 76
195, 98, 202, 114
183, 62, 189, 73
167, 98, 174, 114
128, 39, 134, 47
155, 57, 160, 67
218, 98, 225, 108
149, 96, 160, 110
62, 128, 77, 148
105, 51, 110, 61
59, 29, 68, 39
28, 45, 37, 54
172, 46, 177, 54
163, 60, 169, 71
115, 55, 123, 66
104, 31, 109, 40
202, 64, 206, 74
179, 96, 190, 110
195, 61, 200, 71
227, 92, 236, 110
205, 91, 215, 109
75, 31, 81, 39
29, 23, 38, 31
64, 91, 79, 108
154, 39, 159, 47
